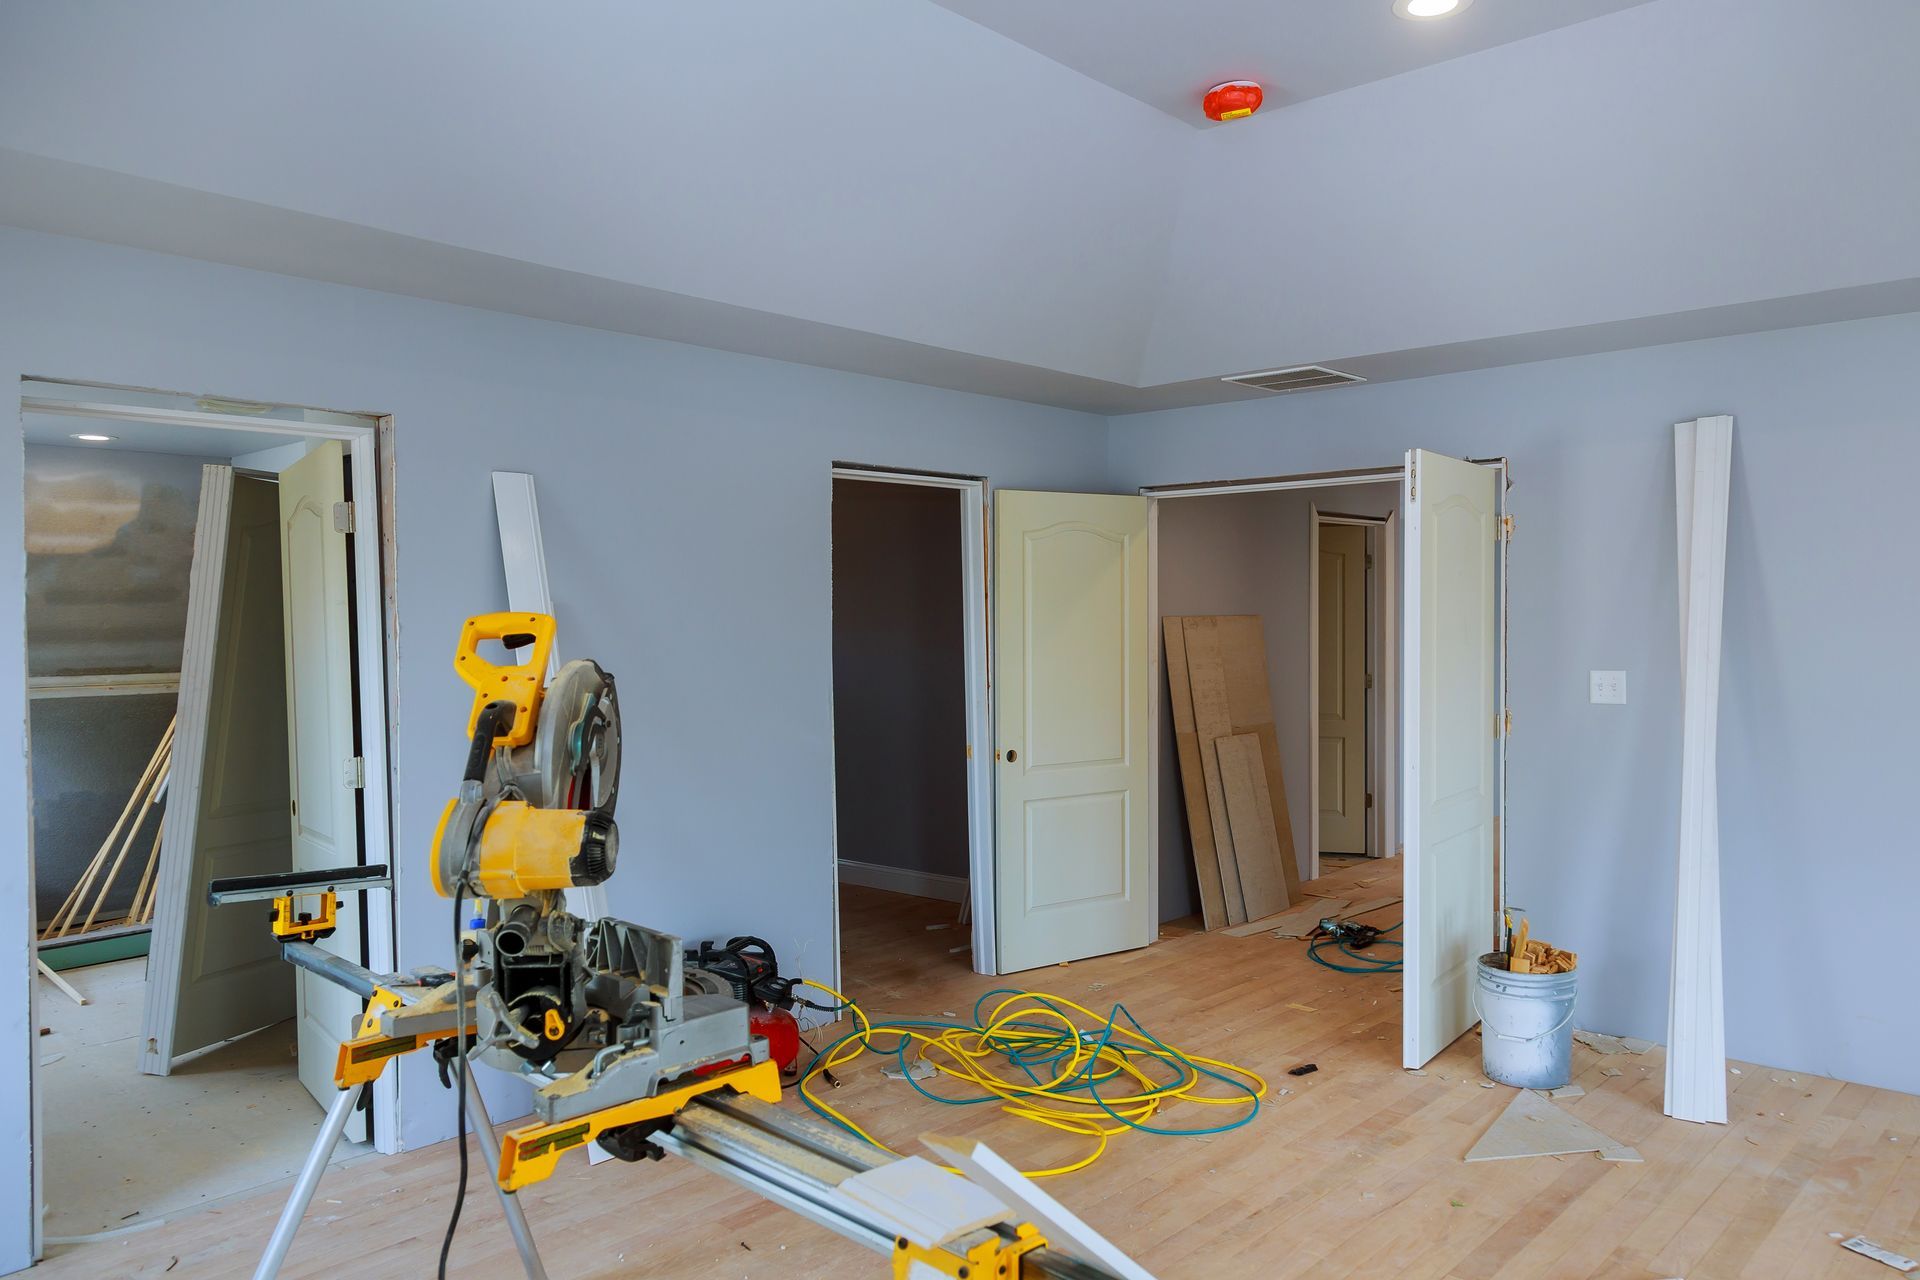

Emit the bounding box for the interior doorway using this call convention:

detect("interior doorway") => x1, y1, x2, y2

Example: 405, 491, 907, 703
1311, 508, 1397, 872
1149, 478, 1402, 920
18, 382, 396, 1256
828, 466, 992, 994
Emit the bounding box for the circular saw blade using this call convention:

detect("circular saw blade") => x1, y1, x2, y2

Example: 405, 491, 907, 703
511, 658, 620, 813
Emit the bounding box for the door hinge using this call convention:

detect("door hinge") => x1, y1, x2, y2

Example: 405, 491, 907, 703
1499, 514, 1514, 543
1365, 673, 1374, 690
1365, 792, 1374, 809
1408, 456, 1417, 500
1496, 708, 1512, 738
333, 500, 356, 534
344, 756, 366, 788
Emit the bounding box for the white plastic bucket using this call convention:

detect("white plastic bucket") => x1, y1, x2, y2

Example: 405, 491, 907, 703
1474, 953, 1577, 1089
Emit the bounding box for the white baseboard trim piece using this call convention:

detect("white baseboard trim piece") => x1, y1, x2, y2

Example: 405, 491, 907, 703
837, 859, 968, 903
1666, 416, 1732, 1126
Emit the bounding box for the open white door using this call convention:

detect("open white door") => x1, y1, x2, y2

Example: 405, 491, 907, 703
1402, 450, 1501, 1068
140, 471, 297, 1074
278, 441, 367, 1131
993, 490, 1152, 973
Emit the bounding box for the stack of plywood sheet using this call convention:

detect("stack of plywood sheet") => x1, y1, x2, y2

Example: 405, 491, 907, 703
1163, 616, 1300, 929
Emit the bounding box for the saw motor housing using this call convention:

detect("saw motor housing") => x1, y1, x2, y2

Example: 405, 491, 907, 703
429, 613, 762, 1111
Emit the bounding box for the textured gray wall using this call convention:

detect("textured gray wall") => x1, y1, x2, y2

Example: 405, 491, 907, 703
1111, 311, 1920, 1095
25, 444, 213, 676
24, 445, 221, 924
1154, 484, 1399, 921
831, 481, 967, 883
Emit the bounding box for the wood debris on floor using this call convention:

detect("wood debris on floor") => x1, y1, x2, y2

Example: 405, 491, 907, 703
29, 880, 1920, 1280
1573, 1029, 1656, 1055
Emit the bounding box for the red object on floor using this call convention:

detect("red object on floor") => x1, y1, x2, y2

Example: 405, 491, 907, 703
1203, 81, 1263, 122
751, 1005, 801, 1072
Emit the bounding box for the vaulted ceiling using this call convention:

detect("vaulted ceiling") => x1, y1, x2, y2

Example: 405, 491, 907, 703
929, 0, 1658, 122
2, 0, 1915, 413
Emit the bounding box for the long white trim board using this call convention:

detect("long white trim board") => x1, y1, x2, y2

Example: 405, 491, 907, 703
1666, 417, 1732, 1125
492, 471, 609, 926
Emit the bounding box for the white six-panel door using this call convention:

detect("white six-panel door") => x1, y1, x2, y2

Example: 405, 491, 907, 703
277, 441, 367, 1127
993, 491, 1153, 974
1402, 450, 1500, 1068
1318, 521, 1370, 856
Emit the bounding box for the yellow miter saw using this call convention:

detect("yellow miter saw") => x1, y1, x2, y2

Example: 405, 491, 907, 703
429, 612, 778, 1181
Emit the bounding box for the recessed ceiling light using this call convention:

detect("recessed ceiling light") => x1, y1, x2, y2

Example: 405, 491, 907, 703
70, 433, 117, 443
1395, 0, 1472, 18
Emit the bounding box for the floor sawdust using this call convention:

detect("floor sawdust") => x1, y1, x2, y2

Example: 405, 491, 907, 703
29, 865, 1920, 1278
37, 956, 372, 1243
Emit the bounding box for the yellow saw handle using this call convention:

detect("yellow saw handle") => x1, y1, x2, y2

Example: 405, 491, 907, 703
455, 612, 555, 749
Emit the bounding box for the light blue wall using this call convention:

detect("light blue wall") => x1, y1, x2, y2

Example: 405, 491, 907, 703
1111, 311, 1920, 1096
3, 226, 1915, 1274
1144, 0, 1920, 384
0, 227, 1112, 1268
0, 0, 1188, 385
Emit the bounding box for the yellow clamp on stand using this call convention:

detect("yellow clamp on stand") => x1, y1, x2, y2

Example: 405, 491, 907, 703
891, 1225, 1047, 1280
269, 890, 337, 942
331, 986, 478, 1089
496, 1057, 783, 1191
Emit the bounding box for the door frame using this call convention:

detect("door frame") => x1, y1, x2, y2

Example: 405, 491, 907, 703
1308, 507, 1397, 878
1139, 459, 1505, 927
17, 391, 402, 1229
828, 465, 996, 978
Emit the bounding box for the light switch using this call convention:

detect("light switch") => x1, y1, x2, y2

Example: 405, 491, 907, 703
1590, 670, 1627, 704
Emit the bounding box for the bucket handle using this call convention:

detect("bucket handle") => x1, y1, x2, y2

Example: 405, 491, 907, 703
1471, 985, 1576, 1044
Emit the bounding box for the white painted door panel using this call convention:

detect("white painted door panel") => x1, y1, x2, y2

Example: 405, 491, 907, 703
1402, 450, 1499, 1068
1318, 522, 1368, 855
278, 441, 366, 1129
142, 470, 297, 1073
994, 491, 1152, 974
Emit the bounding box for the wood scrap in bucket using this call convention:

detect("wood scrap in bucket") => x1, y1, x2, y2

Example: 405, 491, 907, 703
1503, 916, 1576, 974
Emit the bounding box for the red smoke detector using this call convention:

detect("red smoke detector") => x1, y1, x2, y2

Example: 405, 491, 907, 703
1203, 81, 1263, 122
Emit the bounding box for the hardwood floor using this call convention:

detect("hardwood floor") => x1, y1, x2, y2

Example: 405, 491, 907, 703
37, 862, 1919, 1278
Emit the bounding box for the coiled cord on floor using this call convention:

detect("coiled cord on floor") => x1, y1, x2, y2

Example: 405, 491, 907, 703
790, 980, 1266, 1177
1307, 920, 1404, 973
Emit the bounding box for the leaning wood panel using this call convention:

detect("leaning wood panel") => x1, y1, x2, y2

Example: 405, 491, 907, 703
1162, 618, 1227, 930
137, 465, 234, 1078
1179, 617, 1247, 924
1214, 733, 1290, 921
1214, 615, 1302, 903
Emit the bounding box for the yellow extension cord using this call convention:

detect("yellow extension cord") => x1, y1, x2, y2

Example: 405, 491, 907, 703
791, 980, 1268, 1178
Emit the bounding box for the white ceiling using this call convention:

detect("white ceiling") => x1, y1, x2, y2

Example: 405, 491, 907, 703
929, 0, 1658, 122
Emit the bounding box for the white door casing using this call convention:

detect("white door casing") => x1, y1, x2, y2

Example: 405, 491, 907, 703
1402, 450, 1500, 1068
993, 491, 1153, 974
1318, 521, 1369, 856
278, 441, 367, 1127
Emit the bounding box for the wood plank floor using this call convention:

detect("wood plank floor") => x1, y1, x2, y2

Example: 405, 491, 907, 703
37, 861, 1919, 1278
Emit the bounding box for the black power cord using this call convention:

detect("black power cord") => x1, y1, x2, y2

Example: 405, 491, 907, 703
438, 881, 472, 1279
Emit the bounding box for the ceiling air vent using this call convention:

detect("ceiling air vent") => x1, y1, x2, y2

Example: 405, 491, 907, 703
1221, 364, 1366, 394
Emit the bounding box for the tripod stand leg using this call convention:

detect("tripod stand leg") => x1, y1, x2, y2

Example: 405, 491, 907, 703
463, 1069, 550, 1280
253, 1082, 364, 1280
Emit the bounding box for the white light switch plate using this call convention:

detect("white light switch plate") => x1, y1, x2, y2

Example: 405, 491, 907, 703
1590, 670, 1627, 704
